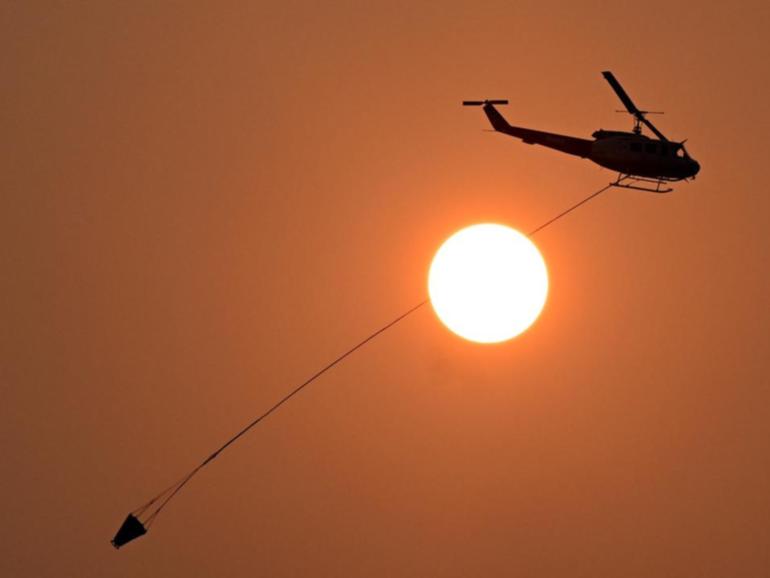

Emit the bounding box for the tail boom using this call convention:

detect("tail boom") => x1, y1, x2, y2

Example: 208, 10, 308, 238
466, 100, 593, 159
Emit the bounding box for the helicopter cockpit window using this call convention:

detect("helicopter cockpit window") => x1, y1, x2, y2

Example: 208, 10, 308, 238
645, 143, 657, 154
675, 147, 685, 158
630, 142, 642, 152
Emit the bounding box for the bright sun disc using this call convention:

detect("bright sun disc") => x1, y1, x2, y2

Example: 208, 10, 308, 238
428, 223, 548, 343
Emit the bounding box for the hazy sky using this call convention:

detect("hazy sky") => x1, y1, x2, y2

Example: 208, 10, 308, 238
2, 1, 769, 576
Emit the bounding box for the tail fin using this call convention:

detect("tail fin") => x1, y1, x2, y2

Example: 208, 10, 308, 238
462, 99, 511, 132
482, 103, 511, 132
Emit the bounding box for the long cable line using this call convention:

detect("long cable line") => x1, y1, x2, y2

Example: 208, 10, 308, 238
139, 299, 429, 525
129, 182, 613, 530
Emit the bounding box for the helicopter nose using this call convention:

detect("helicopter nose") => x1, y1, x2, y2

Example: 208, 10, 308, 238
690, 159, 700, 176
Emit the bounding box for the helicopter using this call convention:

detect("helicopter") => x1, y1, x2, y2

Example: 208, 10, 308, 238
463, 71, 700, 193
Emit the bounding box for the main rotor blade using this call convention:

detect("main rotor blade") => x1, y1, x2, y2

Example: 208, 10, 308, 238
602, 71, 640, 114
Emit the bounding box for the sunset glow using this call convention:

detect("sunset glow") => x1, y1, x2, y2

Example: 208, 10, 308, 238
428, 224, 548, 343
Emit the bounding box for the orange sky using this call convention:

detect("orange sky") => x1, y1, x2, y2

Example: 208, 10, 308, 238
2, 1, 769, 576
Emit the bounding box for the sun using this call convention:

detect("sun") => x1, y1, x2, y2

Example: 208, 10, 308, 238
428, 223, 548, 343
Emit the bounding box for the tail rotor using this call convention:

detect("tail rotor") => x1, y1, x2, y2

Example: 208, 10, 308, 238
462, 100, 509, 106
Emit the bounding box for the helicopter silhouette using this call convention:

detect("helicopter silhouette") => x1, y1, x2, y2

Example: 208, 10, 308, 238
463, 71, 700, 193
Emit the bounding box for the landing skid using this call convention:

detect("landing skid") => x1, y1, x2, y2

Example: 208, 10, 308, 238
611, 174, 674, 193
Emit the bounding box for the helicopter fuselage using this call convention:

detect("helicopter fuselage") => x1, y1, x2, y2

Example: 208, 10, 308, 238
590, 130, 699, 180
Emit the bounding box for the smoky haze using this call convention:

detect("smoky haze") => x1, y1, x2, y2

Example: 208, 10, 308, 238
1, 1, 769, 577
